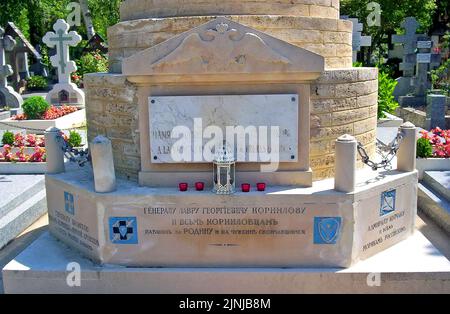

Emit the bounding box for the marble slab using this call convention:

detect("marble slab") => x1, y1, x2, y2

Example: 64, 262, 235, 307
149, 94, 299, 163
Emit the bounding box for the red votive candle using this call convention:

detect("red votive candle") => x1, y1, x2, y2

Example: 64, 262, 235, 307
195, 182, 205, 191
179, 183, 188, 192
257, 183, 266, 192
241, 183, 251, 193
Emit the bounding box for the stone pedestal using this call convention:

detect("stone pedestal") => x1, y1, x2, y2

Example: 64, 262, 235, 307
426, 94, 447, 129
3, 231, 449, 293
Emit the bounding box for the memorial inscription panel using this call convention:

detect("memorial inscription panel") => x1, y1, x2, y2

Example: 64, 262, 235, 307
102, 194, 352, 267
149, 94, 299, 163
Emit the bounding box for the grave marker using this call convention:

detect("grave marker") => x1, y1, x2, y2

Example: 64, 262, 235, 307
0, 27, 23, 109
341, 17, 372, 63
43, 19, 85, 106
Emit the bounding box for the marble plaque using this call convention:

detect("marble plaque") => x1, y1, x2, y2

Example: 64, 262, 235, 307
417, 41, 432, 49
149, 94, 299, 163
417, 53, 431, 64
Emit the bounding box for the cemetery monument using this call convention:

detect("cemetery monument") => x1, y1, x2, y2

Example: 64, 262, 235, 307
0, 27, 23, 109
341, 16, 372, 63
43, 19, 85, 107
4, 22, 45, 91
392, 17, 442, 106
3, 0, 441, 293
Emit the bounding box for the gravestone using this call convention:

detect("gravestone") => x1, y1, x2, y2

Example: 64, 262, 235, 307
4, 22, 44, 91
426, 94, 447, 129
43, 19, 84, 107
341, 17, 372, 63
392, 17, 442, 106
0, 27, 23, 109
392, 17, 421, 100
398, 36, 442, 107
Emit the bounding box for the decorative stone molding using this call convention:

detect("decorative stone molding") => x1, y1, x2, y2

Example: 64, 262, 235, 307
123, 17, 324, 83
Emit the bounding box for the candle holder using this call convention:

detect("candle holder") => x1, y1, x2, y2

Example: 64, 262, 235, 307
195, 182, 205, 191
179, 183, 188, 192
257, 183, 266, 192
241, 183, 251, 193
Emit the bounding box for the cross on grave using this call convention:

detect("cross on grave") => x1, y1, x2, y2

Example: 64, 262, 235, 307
342, 17, 372, 63
0, 27, 22, 108
392, 17, 423, 76
43, 19, 81, 84
42, 19, 84, 106
410, 36, 441, 97
0, 28, 16, 88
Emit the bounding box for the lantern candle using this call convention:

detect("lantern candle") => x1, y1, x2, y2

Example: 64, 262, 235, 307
179, 183, 188, 192
257, 183, 266, 192
195, 182, 205, 191
241, 183, 251, 193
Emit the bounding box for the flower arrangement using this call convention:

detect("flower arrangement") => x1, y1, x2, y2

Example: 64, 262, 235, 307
0, 145, 46, 163
418, 127, 450, 158
11, 96, 78, 121
12, 105, 78, 121
0, 132, 46, 163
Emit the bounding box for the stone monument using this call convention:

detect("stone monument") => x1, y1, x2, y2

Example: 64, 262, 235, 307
4, 22, 44, 91
393, 17, 442, 105
392, 17, 421, 100
341, 17, 372, 63
3, 0, 436, 293
43, 19, 85, 107
0, 27, 23, 109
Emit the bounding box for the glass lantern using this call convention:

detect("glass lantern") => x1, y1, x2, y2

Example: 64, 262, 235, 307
213, 142, 235, 195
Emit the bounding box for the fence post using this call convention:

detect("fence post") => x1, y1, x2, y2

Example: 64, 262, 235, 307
397, 122, 417, 172
45, 127, 65, 174
334, 134, 357, 193
91, 135, 116, 193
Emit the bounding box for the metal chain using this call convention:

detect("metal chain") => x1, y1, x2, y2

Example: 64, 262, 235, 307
357, 130, 404, 171
56, 133, 90, 167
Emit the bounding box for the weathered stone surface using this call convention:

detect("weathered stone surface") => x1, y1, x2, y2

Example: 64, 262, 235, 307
108, 15, 353, 72
37, 166, 418, 268
120, 0, 340, 21
85, 67, 378, 181
85, 73, 140, 180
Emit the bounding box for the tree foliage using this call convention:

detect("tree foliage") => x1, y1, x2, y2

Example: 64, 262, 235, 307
341, 0, 437, 64
0, 0, 122, 45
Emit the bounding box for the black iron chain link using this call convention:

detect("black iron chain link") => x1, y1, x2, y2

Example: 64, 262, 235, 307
357, 130, 404, 171
56, 133, 90, 167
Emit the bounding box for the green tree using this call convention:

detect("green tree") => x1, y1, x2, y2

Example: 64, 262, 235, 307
0, 0, 122, 45
341, 0, 437, 65
88, 0, 122, 38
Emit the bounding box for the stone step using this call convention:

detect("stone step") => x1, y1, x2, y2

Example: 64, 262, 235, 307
418, 182, 450, 235
0, 189, 47, 249
2, 231, 449, 293
0, 175, 45, 218
423, 171, 450, 203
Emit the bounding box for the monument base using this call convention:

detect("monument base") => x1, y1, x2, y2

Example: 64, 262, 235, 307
2, 231, 449, 294
46, 83, 85, 107
399, 95, 426, 107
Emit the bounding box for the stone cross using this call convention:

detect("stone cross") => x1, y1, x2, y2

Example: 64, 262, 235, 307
43, 19, 81, 84
0, 27, 16, 88
0, 27, 22, 108
345, 18, 372, 63
392, 17, 421, 76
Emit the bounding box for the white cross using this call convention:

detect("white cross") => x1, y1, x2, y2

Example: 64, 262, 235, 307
348, 18, 372, 62
0, 27, 17, 88
43, 19, 81, 84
